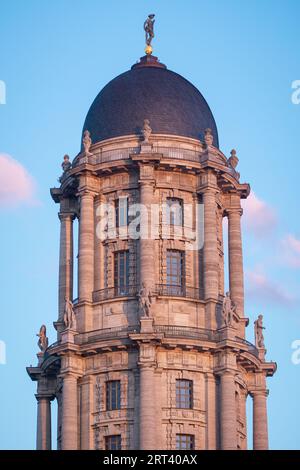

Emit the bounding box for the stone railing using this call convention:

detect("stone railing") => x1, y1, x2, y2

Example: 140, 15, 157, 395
77, 325, 139, 345
235, 337, 259, 357
154, 325, 215, 341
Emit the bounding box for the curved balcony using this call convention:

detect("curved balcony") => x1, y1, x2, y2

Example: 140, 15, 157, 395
155, 284, 204, 300
93, 285, 138, 302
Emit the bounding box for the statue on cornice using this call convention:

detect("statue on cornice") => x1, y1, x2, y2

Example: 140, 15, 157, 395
144, 14, 155, 47
37, 325, 48, 352
138, 283, 152, 317
222, 291, 236, 327
227, 149, 240, 180
61, 154, 72, 173
142, 119, 152, 144
63, 297, 77, 330
254, 314, 265, 349
83, 130, 92, 156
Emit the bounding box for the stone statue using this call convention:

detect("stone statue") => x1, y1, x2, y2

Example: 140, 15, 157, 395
83, 130, 92, 156
222, 292, 236, 327
63, 297, 77, 330
254, 314, 265, 349
144, 14, 155, 46
138, 283, 152, 317
228, 149, 240, 180
61, 154, 72, 173
142, 119, 152, 144
204, 128, 213, 147
37, 325, 48, 352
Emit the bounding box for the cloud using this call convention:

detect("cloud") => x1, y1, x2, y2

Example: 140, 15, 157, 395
245, 269, 296, 307
0, 153, 38, 207
242, 192, 277, 236
281, 234, 300, 268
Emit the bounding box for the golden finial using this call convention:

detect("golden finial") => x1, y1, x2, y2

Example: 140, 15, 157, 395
144, 14, 155, 55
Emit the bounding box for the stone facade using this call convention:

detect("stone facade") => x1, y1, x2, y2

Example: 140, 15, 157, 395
27, 131, 276, 450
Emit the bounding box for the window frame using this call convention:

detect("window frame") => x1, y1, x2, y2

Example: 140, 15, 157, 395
114, 250, 130, 295
166, 197, 184, 227
166, 249, 185, 295
176, 379, 193, 409
105, 434, 122, 450
176, 434, 195, 450
106, 380, 121, 411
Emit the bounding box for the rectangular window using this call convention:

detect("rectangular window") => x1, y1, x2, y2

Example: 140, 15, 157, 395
176, 434, 195, 450
115, 197, 128, 228
166, 250, 185, 295
166, 198, 183, 226
106, 380, 121, 411
114, 251, 129, 295
176, 379, 193, 409
105, 435, 121, 450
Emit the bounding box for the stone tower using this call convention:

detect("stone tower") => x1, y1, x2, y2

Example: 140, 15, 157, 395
27, 45, 276, 451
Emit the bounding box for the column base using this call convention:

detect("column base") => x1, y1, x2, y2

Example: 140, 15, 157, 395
61, 329, 77, 344
218, 326, 237, 341
140, 317, 154, 333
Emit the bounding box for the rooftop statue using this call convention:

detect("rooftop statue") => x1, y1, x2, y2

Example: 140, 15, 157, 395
37, 325, 48, 353
144, 14, 155, 53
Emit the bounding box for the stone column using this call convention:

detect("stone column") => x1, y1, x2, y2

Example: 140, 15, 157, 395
205, 373, 217, 449
220, 371, 237, 450
139, 178, 156, 290
58, 212, 74, 320
203, 188, 219, 300
227, 207, 244, 317
252, 391, 269, 450
139, 364, 156, 449
36, 395, 52, 450
78, 191, 95, 301
61, 374, 78, 450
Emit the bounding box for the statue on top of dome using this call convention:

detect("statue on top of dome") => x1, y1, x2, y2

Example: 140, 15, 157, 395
144, 14, 155, 53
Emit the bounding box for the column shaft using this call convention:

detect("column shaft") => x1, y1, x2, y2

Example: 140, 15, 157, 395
205, 373, 217, 449
228, 208, 244, 316
139, 181, 155, 288
58, 213, 74, 320
61, 374, 78, 450
203, 189, 219, 299
220, 372, 237, 450
78, 192, 95, 301
253, 392, 269, 450
36, 397, 52, 450
139, 366, 156, 449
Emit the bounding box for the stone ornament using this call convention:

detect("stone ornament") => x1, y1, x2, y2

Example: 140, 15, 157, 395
142, 119, 152, 144
61, 154, 72, 173
63, 297, 77, 330
254, 314, 265, 349
37, 325, 49, 353
83, 130, 92, 156
204, 128, 214, 147
138, 283, 152, 317
228, 149, 240, 180
222, 291, 236, 327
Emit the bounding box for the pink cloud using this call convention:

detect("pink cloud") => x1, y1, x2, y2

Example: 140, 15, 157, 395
242, 192, 277, 236
281, 234, 300, 268
0, 153, 38, 207
245, 269, 296, 306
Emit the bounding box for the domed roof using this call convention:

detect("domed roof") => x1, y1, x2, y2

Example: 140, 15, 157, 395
81, 55, 219, 149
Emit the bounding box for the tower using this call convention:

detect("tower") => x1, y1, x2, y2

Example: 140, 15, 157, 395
27, 22, 276, 451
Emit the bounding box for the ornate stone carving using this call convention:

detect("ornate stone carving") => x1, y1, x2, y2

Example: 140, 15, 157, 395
142, 119, 152, 143
222, 292, 236, 327
83, 130, 92, 156
63, 297, 77, 330
37, 325, 48, 352
204, 128, 214, 147
228, 149, 240, 180
61, 154, 72, 173
254, 314, 265, 349
138, 283, 152, 317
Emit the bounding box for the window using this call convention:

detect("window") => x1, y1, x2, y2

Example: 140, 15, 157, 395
106, 380, 121, 411
115, 197, 128, 228
166, 198, 183, 226
105, 435, 121, 450
166, 250, 185, 295
176, 434, 195, 450
114, 251, 129, 295
176, 380, 193, 409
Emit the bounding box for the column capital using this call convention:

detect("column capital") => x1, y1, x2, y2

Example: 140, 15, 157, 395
249, 389, 269, 398
35, 393, 55, 402
226, 207, 243, 217
77, 188, 98, 198
58, 211, 76, 221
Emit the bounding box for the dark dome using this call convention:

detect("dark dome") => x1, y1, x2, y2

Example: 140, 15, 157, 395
82, 56, 219, 148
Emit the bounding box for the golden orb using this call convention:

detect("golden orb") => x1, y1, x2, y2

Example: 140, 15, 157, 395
145, 44, 153, 55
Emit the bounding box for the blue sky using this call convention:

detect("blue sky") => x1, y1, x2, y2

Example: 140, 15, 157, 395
0, 0, 299, 449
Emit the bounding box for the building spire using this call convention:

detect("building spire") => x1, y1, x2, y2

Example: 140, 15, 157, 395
144, 13, 155, 55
